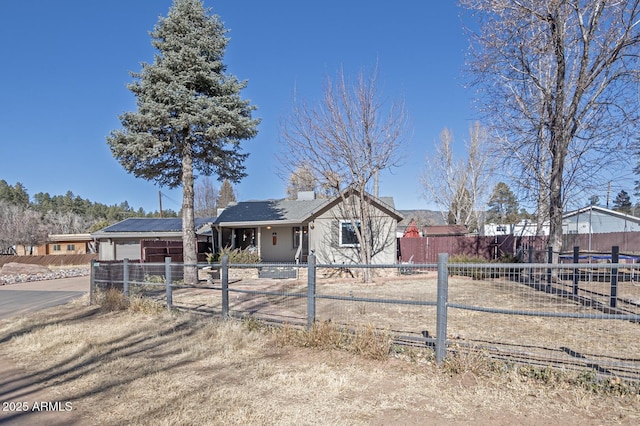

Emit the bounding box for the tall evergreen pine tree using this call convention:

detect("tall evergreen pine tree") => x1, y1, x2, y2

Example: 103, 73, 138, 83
107, 0, 259, 283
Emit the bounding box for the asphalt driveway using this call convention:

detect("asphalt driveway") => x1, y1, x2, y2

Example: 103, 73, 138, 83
0, 276, 88, 320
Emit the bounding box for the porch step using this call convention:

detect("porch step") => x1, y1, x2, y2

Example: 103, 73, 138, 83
258, 266, 297, 279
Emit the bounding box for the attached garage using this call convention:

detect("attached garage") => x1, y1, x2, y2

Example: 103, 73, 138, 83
91, 217, 216, 262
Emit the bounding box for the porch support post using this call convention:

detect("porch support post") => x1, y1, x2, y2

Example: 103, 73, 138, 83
299, 226, 303, 247
257, 227, 262, 258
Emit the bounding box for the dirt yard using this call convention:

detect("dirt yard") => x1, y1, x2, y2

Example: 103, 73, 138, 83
164, 271, 640, 380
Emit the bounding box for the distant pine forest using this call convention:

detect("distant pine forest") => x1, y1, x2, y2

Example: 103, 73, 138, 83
0, 180, 178, 236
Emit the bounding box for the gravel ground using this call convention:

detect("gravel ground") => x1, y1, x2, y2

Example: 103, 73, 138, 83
0, 267, 90, 286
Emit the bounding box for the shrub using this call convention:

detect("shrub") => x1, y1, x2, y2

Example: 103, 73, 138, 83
448, 255, 496, 280
207, 246, 261, 264
98, 287, 130, 311
449, 254, 522, 280
275, 320, 391, 360
128, 295, 165, 314
96, 287, 166, 314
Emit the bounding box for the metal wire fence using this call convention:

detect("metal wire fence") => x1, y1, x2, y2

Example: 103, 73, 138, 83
90, 253, 640, 380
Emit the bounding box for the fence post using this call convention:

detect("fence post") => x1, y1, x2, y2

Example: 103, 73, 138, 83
610, 246, 619, 308
165, 257, 172, 309
123, 258, 129, 298
527, 245, 534, 283
572, 246, 579, 296
546, 246, 553, 291
221, 255, 229, 318
90, 259, 96, 305
435, 252, 449, 365
307, 252, 317, 331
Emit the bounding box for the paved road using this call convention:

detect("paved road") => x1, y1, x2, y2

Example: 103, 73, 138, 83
0, 276, 88, 320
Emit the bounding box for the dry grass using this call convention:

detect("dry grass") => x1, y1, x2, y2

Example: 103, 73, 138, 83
274, 321, 392, 360
1, 297, 640, 425
172, 272, 640, 380
94, 287, 166, 315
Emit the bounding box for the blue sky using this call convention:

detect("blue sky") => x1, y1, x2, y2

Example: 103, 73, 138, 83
1, 1, 482, 213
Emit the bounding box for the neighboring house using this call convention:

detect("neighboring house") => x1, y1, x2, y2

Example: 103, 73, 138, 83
562, 205, 640, 234
15, 233, 95, 256
396, 210, 445, 236
483, 206, 640, 238
47, 233, 95, 255
91, 217, 216, 261
214, 189, 403, 264
561, 206, 640, 254
483, 220, 549, 237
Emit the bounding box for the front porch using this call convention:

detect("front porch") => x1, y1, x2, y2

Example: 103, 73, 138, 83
217, 225, 310, 263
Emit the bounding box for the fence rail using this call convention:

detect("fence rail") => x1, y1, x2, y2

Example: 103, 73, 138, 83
91, 252, 640, 381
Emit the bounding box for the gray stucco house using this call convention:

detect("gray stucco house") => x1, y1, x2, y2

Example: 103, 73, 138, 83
213, 189, 403, 264
92, 189, 403, 265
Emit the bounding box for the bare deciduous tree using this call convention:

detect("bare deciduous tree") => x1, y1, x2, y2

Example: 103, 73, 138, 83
194, 176, 219, 217
462, 0, 640, 258
285, 163, 318, 200
0, 202, 47, 254
280, 67, 409, 278
422, 123, 493, 231
45, 211, 95, 235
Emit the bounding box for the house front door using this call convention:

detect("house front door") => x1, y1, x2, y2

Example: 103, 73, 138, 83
294, 226, 309, 262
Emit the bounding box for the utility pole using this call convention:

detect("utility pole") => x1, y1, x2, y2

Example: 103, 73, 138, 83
606, 182, 611, 208
158, 190, 163, 218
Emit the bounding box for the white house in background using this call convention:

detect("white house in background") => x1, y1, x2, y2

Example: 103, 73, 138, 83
562, 205, 640, 234
483, 220, 549, 237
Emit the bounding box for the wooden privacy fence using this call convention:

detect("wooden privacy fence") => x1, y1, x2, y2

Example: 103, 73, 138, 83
400, 232, 640, 264
399, 235, 547, 263
562, 231, 640, 254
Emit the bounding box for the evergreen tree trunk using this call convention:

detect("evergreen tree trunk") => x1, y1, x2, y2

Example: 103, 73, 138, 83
182, 142, 198, 285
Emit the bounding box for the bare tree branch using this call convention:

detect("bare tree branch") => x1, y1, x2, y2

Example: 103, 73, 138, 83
463, 0, 640, 256
279, 67, 409, 280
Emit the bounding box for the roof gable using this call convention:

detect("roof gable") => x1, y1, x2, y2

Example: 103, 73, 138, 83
308, 188, 403, 222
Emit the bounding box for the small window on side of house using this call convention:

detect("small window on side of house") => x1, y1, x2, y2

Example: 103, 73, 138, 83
53, 244, 61, 251
67, 244, 75, 251
340, 220, 361, 247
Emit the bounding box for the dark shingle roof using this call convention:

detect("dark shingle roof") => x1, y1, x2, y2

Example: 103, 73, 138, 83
216, 199, 326, 224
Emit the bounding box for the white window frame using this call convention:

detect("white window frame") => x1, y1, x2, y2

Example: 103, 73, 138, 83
339, 220, 361, 247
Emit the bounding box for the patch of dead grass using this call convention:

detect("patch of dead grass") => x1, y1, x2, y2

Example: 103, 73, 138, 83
1, 302, 639, 425
274, 321, 392, 360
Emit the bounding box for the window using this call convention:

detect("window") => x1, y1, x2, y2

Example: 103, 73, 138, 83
340, 220, 361, 247
53, 244, 61, 251
67, 244, 75, 251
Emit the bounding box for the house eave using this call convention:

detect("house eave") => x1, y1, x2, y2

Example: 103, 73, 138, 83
91, 231, 183, 240
216, 219, 309, 228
